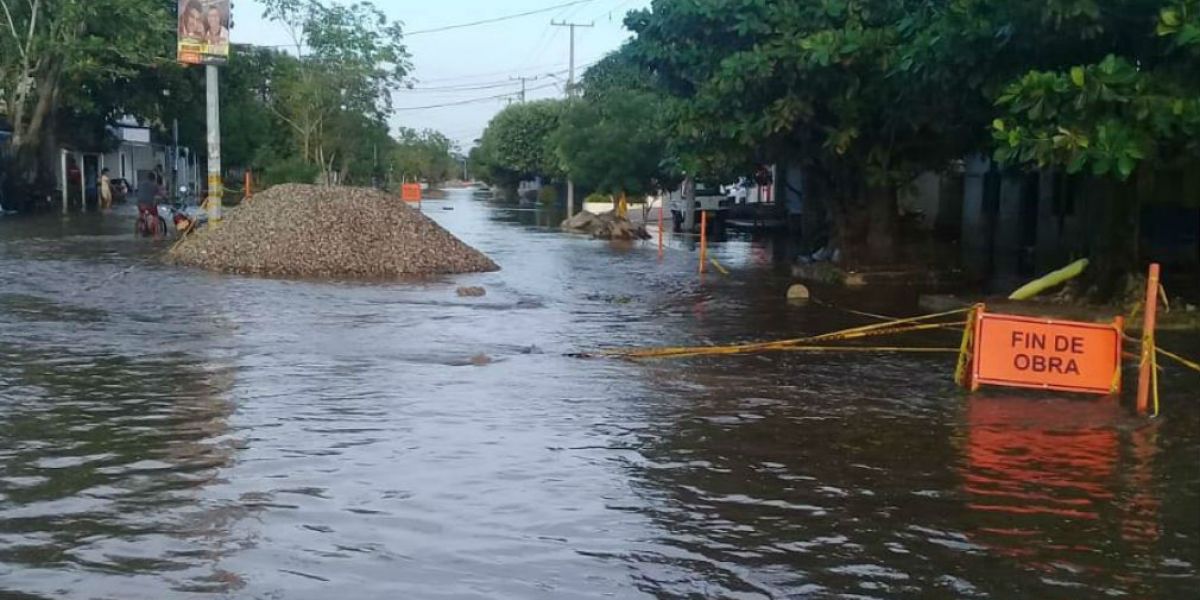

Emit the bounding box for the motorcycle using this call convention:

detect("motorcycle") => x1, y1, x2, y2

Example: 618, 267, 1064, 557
136, 186, 207, 238
162, 185, 208, 234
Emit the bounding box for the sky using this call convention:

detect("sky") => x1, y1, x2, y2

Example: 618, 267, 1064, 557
231, 0, 650, 151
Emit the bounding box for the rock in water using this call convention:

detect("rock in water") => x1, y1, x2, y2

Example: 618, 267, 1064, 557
562, 211, 601, 232
561, 210, 650, 241
787, 284, 811, 302
168, 184, 498, 278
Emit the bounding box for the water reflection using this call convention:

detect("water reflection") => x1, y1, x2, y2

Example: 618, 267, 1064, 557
960, 393, 1171, 596
0, 342, 243, 596
0, 191, 1196, 598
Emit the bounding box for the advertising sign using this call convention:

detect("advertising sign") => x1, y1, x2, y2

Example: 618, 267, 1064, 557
971, 309, 1124, 395
178, 0, 231, 65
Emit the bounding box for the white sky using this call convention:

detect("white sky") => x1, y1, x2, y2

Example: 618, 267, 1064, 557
231, 0, 649, 150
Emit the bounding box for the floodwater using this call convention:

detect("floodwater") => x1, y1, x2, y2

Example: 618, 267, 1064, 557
0, 191, 1197, 599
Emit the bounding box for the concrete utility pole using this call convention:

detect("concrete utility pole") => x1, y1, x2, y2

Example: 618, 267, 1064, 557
510, 75, 536, 103
171, 118, 179, 197
205, 64, 222, 224
551, 20, 592, 218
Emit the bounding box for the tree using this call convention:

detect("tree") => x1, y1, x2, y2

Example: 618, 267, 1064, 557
475, 100, 565, 194
966, 1, 1200, 294
260, 0, 409, 183
1, 0, 174, 200
392, 128, 456, 183
554, 92, 670, 200
626, 0, 981, 264
546, 45, 678, 201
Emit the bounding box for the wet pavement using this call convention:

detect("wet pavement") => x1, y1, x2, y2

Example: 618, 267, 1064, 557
0, 192, 1197, 599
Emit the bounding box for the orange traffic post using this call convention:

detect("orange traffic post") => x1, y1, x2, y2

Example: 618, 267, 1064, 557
657, 199, 664, 260
1137, 263, 1161, 416
699, 210, 708, 274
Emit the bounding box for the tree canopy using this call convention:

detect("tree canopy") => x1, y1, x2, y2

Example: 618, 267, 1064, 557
474, 100, 565, 191
1, 0, 175, 194
617, 0, 1200, 266
392, 128, 458, 183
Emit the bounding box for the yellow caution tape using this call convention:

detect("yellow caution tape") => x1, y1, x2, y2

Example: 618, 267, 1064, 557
1158, 346, 1200, 373
955, 305, 981, 387
602, 308, 971, 360
777, 346, 961, 354
709, 257, 730, 276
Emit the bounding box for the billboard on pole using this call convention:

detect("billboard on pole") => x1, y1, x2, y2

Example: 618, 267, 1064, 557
178, 0, 231, 65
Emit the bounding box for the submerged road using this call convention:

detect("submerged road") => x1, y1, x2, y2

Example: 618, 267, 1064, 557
0, 190, 1197, 599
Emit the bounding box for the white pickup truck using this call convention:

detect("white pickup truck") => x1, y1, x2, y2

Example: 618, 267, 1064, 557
667, 180, 732, 233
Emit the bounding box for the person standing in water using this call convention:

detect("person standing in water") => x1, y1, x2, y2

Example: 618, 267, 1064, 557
99, 168, 113, 210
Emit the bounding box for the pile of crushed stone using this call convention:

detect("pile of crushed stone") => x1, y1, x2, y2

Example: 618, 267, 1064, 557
168, 184, 498, 278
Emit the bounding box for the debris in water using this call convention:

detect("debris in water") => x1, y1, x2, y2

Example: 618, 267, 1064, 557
168, 184, 498, 278
787, 284, 811, 302
457, 286, 487, 297
561, 210, 650, 241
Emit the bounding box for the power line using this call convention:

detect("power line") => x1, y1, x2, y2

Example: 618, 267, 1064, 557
412, 60, 572, 84
406, 67, 575, 91
406, 0, 596, 36
394, 83, 558, 111
409, 59, 601, 87
589, 0, 639, 23
403, 81, 523, 93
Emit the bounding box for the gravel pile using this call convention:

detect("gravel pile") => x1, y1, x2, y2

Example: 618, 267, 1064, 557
168, 184, 498, 278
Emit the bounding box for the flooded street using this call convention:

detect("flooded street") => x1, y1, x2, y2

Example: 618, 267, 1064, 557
1, 190, 1197, 599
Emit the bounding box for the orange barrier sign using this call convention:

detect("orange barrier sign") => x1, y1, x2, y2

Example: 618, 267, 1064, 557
401, 183, 422, 203
971, 308, 1123, 395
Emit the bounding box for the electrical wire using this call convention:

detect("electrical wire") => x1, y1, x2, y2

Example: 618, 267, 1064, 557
394, 82, 558, 111
405, 0, 597, 37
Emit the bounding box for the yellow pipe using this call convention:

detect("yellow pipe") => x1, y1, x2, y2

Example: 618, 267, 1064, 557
1009, 258, 1089, 300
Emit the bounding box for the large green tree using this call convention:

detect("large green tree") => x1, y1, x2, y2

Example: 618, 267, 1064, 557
549, 45, 677, 200
626, 0, 981, 263
260, 0, 409, 183
475, 99, 565, 194
392, 128, 456, 184
1, 0, 175, 200
953, 0, 1200, 293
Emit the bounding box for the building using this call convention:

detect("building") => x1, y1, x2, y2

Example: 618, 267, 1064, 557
54, 118, 201, 211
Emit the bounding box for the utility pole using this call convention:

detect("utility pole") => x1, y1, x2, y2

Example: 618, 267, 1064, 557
551, 20, 592, 218
171, 119, 179, 198
510, 75, 536, 103
205, 65, 222, 225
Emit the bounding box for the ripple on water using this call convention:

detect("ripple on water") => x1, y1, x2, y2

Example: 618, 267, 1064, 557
0, 193, 1197, 598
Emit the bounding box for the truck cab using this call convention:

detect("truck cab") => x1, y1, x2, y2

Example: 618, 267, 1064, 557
668, 179, 732, 233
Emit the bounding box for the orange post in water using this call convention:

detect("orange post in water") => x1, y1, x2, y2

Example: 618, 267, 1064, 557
1137, 263, 1161, 415
699, 210, 708, 274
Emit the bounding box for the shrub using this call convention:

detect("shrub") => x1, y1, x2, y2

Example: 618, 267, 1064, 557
538, 185, 560, 205
260, 157, 320, 188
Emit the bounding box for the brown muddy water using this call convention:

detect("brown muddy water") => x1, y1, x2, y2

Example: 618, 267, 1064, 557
0, 191, 1197, 599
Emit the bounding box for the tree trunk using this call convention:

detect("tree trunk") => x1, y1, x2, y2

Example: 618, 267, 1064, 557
1086, 174, 1143, 302
829, 184, 899, 266
3, 58, 62, 210
866, 184, 899, 263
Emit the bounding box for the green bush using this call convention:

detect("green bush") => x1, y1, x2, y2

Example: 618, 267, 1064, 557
260, 157, 320, 188
538, 185, 560, 205
584, 192, 611, 205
